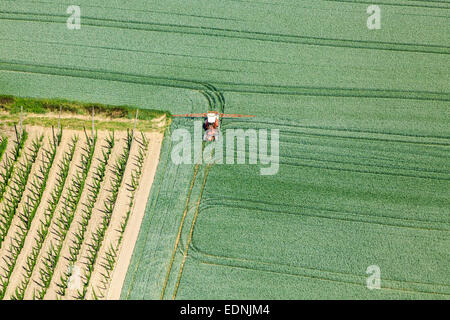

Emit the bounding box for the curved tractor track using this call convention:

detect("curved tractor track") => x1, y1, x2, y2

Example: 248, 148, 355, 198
1, 9, 449, 54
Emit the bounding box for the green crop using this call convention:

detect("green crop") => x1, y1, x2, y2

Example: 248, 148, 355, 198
33, 133, 96, 299
91, 132, 149, 298
9, 133, 76, 300
0, 137, 7, 162
0, 127, 28, 203
0, 135, 42, 299
1, 0, 449, 300
2, 134, 59, 300
76, 130, 133, 299
0, 134, 41, 248
55, 132, 114, 298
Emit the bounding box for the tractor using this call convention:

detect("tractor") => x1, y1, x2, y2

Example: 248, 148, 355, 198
172, 111, 255, 142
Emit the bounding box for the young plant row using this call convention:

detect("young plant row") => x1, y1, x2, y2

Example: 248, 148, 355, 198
0, 137, 7, 162
94, 132, 149, 298
33, 132, 96, 299
0, 135, 42, 249
0, 127, 28, 203
55, 132, 115, 298
11, 135, 77, 300
0, 132, 61, 300
76, 130, 134, 299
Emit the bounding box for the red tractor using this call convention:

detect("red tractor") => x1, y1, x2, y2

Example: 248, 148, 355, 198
203, 112, 220, 141
172, 111, 255, 142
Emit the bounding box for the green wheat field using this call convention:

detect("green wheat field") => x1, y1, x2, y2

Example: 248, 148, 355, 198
0, 0, 449, 299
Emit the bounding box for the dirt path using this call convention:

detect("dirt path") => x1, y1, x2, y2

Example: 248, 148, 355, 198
106, 133, 163, 299
84, 133, 142, 299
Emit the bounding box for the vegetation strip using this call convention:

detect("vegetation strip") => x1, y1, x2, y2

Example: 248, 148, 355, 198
0, 133, 41, 248
0, 137, 7, 163
171, 165, 212, 300
9, 135, 77, 299
75, 130, 133, 299
0, 130, 61, 299
0, 95, 167, 121
160, 163, 201, 299
90, 133, 149, 299
32, 132, 96, 299
54, 132, 114, 298
0, 128, 28, 203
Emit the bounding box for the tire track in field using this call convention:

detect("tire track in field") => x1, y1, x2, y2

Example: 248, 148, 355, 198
1, 10, 449, 54
280, 157, 450, 181
1, 60, 449, 102
225, 120, 450, 145
1, 37, 354, 69
9, 37, 443, 75
199, 199, 450, 233
159, 163, 201, 299
323, 0, 450, 10
124, 84, 221, 299
189, 239, 450, 293
171, 164, 212, 300
2, 0, 246, 22
279, 153, 450, 180
278, 138, 448, 167
187, 247, 450, 297
220, 126, 450, 178
158, 84, 223, 299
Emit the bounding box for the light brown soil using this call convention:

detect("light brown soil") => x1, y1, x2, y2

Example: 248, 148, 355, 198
0, 128, 41, 286
0, 127, 19, 162
45, 131, 111, 300
84, 134, 143, 299
62, 132, 127, 300
0, 127, 48, 296
84, 132, 163, 299
0, 124, 164, 300
24, 130, 87, 299
106, 133, 163, 299
4, 130, 72, 299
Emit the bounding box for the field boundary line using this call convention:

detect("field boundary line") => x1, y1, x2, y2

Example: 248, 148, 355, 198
123, 134, 173, 299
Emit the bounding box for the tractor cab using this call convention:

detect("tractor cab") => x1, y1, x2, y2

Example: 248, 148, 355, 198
171, 111, 255, 143
205, 112, 219, 129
